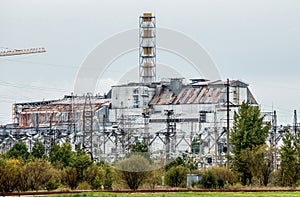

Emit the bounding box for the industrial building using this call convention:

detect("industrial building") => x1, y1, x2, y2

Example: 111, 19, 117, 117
0, 13, 271, 168
0, 77, 258, 167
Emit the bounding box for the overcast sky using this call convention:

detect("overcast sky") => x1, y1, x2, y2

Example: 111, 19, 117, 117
1, 0, 300, 125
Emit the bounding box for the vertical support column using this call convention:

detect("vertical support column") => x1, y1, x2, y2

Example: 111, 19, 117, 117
214, 110, 218, 166
165, 109, 175, 161
142, 108, 150, 146
226, 78, 230, 168
139, 13, 156, 84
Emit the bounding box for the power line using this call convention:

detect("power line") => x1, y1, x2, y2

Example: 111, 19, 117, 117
0, 80, 69, 92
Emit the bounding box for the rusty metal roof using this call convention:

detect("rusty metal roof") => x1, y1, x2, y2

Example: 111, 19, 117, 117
150, 87, 227, 105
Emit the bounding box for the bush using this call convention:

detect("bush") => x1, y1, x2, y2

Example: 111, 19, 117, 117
269, 170, 281, 186
91, 176, 102, 190
210, 167, 236, 185
217, 177, 225, 189
103, 166, 113, 189
77, 181, 91, 190
45, 178, 60, 191
200, 170, 216, 189
165, 165, 189, 187
61, 167, 78, 189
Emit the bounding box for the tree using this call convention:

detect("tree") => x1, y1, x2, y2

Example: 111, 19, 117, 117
115, 154, 151, 190
5, 141, 29, 161
250, 145, 273, 186
49, 143, 60, 164
103, 164, 113, 189
73, 148, 92, 182
22, 159, 56, 190
279, 131, 298, 186
230, 102, 270, 185
165, 157, 185, 171
61, 166, 78, 189
0, 158, 23, 192
131, 141, 149, 153
31, 140, 45, 159
130, 141, 151, 162
49, 143, 75, 167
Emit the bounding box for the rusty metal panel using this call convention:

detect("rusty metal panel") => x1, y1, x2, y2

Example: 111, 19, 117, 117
197, 88, 209, 103
206, 88, 219, 103
202, 88, 214, 103
159, 90, 174, 104
181, 88, 194, 103
186, 88, 201, 104
212, 88, 222, 103
173, 88, 188, 104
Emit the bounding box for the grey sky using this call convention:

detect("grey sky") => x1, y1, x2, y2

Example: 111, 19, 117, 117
1, 0, 299, 125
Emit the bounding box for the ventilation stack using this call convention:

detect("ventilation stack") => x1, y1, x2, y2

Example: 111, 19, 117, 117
139, 13, 156, 84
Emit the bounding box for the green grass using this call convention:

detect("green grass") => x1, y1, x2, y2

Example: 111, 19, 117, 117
53, 191, 300, 197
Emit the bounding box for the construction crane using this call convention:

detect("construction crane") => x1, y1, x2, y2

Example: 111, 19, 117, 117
0, 47, 46, 57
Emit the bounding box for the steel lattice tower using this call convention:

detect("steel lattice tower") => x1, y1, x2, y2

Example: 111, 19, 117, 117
139, 13, 156, 84
83, 93, 93, 157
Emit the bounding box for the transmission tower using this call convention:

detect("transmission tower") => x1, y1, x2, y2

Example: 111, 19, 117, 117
83, 93, 94, 158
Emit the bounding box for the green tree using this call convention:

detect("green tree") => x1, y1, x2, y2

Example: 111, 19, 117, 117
49, 143, 60, 164
49, 143, 75, 167
5, 141, 29, 161
31, 140, 45, 159
250, 145, 273, 186
130, 141, 151, 161
73, 148, 93, 182
103, 164, 113, 189
230, 102, 270, 185
279, 131, 298, 186
115, 154, 151, 190
165, 157, 185, 171
131, 141, 149, 153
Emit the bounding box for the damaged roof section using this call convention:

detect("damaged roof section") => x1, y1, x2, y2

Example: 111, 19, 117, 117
150, 87, 227, 105
150, 79, 257, 105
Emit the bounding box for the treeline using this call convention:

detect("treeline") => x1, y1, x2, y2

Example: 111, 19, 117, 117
0, 103, 300, 192
0, 142, 113, 192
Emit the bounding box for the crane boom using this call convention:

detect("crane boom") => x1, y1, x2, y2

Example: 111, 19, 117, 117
0, 47, 46, 57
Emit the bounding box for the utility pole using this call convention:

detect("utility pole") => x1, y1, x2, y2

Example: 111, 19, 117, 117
226, 78, 230, 168
271, 110, 277, 169
294, 110, 297, 135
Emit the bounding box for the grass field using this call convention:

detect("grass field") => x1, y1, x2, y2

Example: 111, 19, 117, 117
53, 191, 300, 197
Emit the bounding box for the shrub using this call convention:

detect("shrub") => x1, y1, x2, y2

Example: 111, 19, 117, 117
46, 178, 60, 191
165, 165, 189, 187
91, 176, 102, 190
210, 166, 236, 185
77, 181, 91, 190
200, 170, 216, 189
